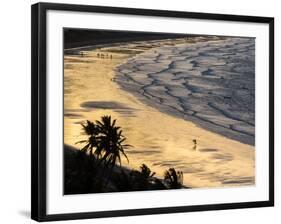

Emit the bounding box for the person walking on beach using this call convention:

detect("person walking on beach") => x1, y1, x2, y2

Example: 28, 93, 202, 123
192, 139, 197, 150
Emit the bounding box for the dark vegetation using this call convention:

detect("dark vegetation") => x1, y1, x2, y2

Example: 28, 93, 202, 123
64, 115, 186, 194
64, 29, 188, 49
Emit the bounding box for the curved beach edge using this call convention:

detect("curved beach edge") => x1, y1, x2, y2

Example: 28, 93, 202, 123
114, 37, 255, 146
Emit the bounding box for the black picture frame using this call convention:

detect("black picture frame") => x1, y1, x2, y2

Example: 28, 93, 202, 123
31, 2, 274, 222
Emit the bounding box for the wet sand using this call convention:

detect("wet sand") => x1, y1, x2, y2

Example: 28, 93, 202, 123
64, 37, 255, 188
116, 37, 255, 145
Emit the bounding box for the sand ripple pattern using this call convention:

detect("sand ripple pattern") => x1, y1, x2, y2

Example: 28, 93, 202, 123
115, 38, 255, 145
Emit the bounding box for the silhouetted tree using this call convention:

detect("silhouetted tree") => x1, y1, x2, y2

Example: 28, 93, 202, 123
129, 164, 156, 190
95, 116, 130, 168
69, 116, 186, 193
164, 168, 183, 189
139, 164, 156, 179
76, 120, 99, 155
77, 116, 130, 168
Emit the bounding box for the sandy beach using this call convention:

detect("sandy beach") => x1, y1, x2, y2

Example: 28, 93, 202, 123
64, 37, 255, 188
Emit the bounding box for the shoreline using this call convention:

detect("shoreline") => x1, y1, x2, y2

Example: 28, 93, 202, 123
64, 37, 255, 188
114, 37, 255, 145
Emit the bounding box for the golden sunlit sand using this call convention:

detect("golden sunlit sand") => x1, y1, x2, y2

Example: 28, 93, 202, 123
64, 39, 255, 188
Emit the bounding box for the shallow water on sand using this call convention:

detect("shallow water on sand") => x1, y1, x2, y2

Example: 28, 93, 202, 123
115, 37, 255, 145
64, 37, 255, 188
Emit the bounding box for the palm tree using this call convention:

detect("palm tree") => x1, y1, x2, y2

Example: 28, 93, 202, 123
134, 164, 157, 190
164, 168, 183, 189
77, 116, 130, 168
95, 115, 130, 168
127, 164, 157, 191
139, 164, 156, 179
76, 120, 99, 155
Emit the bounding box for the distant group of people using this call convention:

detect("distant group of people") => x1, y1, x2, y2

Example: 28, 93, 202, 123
97, 53, 113, 59
79, 51, 113, 59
